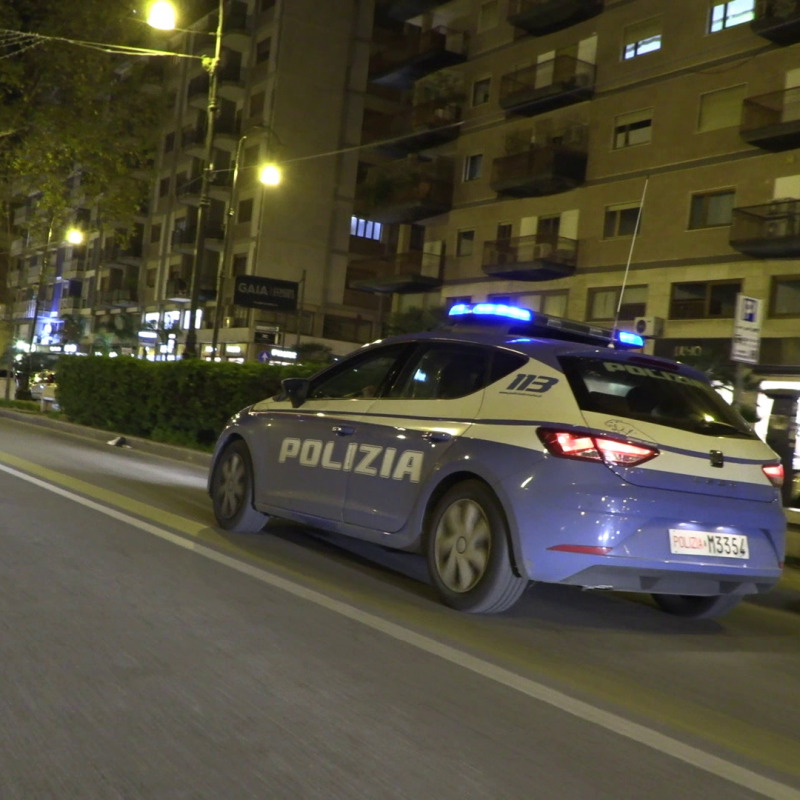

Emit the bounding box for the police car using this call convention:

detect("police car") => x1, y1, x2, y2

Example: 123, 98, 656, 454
208, 303, 786, 619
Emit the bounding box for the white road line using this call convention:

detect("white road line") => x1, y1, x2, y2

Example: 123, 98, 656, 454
2, 460, 798, 800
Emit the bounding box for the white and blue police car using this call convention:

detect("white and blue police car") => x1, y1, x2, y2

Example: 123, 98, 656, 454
209, 303, 786, 619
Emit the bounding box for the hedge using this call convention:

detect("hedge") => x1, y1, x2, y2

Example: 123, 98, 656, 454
55, 357, 322, 447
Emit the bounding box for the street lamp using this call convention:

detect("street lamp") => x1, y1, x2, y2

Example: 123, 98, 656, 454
211, 129, 282, 360
16, 225, 84, 400
148, 0, 223, 359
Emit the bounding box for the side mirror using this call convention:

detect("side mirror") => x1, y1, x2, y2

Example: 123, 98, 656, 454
280, 377, 310, 408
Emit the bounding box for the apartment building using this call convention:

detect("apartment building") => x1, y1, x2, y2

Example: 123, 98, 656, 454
355, 0, 800, 396
6, 0, 800, 383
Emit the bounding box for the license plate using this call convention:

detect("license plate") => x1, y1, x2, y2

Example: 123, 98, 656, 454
668, 530, 749, 559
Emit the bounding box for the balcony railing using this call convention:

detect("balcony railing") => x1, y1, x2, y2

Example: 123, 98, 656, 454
740, 87, 800, 151
59, 296, 85, 313
500, 55, 595, 116
482, 234, 577, 281
490, 133, 588, 197
369, 25, 468, 89
348, 250, 444, 294
729, 199, 800, 257
507, 0, 604, 36
362, 99, 463, 155
751, 0, 800, 44
356, 157, 454, 224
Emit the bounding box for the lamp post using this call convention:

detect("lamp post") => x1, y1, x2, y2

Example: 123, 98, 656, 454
149, 0, 223, 359
211, 130, 282, 360
16, 224, 84, 400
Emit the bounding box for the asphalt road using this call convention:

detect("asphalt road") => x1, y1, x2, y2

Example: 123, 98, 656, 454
1, 415, 799, 799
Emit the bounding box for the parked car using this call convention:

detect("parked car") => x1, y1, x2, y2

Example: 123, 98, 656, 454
208, 303, 785, 619
29, 370, 57, 400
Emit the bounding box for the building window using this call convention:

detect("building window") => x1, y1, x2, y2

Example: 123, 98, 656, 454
256, 37, 272, 64
770, 276, 800, 317
478, 0, 499, 31
614, 109, 653, 149
698, 85, 746, 132
709, 0, 755, 32
587, 285, 647, 321
238, 198, 254, 223
150, 224, 162, 244
456, 229, 475, 256
464, 153, 483, 181
445, 296, 472, 309
689, 190, 735, 229
670, 280, 741, 319
158, 177, 170, 197
249, 91, 265, 118
623, 19, 662, 60
322, 314, 372, 342
146, 268, 156, 288
604, 203, 641, 238
472, 77, 491, 106
350, 216, 382, 241
163, 132, 175, 153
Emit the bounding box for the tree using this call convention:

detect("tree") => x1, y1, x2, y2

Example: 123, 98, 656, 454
0, 0, 164, 234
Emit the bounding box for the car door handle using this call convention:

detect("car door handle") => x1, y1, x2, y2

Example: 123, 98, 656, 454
422, 431, 452, 443
332, 425, 355, 436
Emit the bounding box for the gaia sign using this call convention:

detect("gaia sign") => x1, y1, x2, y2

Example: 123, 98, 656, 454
234, 276, 298, 312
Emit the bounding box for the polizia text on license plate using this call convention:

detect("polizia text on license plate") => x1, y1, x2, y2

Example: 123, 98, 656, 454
669, 530, 749, 559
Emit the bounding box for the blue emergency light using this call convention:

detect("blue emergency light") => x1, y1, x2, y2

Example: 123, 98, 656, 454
446, 302, 644, 349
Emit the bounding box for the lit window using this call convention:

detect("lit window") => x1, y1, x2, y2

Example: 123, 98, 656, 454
689, 190, 735, 229
350, 216, 382, 241
604, 203, 642, 238
614, 109, 652, 149
623, 19, 662, 60
464, 154, 483, 181
709, 0, 754, 32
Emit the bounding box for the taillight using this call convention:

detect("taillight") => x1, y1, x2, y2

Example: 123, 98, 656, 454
762, 463, 784, 488
538, 428, 659, 467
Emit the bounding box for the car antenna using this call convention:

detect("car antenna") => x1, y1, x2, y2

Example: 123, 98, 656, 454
612, 176, 649, 346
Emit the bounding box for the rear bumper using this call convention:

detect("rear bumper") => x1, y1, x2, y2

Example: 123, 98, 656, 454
503, 462, 786, 593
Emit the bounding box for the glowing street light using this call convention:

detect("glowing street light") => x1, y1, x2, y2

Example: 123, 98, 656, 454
259, 163, 282, 187
146, 1, 177, 31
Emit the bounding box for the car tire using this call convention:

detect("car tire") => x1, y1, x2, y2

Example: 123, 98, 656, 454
651, 593, 742, 620
210, 440, 269, 533
426, 480, 527, 614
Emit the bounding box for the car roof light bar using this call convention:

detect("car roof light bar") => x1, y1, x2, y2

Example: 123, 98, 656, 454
446, 303, 644, 349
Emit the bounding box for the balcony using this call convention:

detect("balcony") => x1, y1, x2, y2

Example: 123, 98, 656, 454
482, 234, 577, 281
500, 55, 595, 116
13, 300, 35, 320
59, 296, 84, 314
369, 26, 468, 90
507, 0, 604, 36
356, 156, 454, 224
187, 73, 211, 109
96, 289, 139, 308
217, 62, 245, 103
375, 0, 447, 21
166, 278, 190, 302
740, 87, 800, 151
171, 224, 225, 254
348, 250, 444, 294
104, 239, 143, 267
490, 130, 588, 197
729, 200, 800, 257
751, 0, 800, 44
221, 0, 251, 48
362, 99, 463, 155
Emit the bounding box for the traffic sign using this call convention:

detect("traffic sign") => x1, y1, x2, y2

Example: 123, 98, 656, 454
730, 294, 762, 365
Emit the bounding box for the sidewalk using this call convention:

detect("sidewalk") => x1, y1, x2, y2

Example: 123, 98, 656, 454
0, 405, 799, 613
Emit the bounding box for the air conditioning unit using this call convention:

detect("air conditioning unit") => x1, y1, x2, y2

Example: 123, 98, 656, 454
532, 242, 554, 259
633, 316, 664, 337
765, 218, 789, 238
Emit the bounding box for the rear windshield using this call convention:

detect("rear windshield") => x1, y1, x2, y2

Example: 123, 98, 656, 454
559, 356, 756, 439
